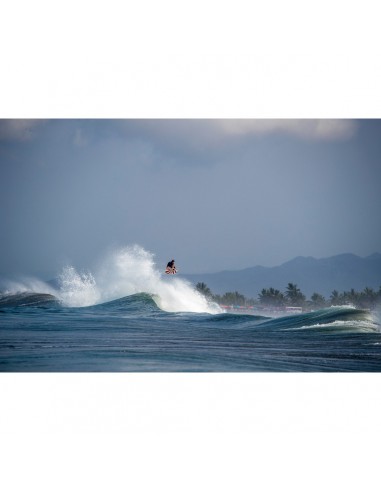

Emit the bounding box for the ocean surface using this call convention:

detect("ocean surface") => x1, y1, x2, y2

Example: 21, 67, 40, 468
1, 246, 381, 372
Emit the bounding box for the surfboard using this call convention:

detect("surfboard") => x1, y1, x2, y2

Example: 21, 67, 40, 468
165, 268, 177, 274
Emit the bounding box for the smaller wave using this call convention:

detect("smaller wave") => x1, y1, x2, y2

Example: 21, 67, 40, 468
0, 292, 59, 308
259, 306, 379, 333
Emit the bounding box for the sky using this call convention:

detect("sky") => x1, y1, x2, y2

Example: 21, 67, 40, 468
1, 118, 381, 279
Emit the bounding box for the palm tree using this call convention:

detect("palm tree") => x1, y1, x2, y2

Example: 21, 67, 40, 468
285, 283, 306, 306
221, 291, 246, 306
330, 290, 342, 306
259, 287, 286, 307
310, 292, 326, 309
360, 287, 377, 309
195, 282, 213, 299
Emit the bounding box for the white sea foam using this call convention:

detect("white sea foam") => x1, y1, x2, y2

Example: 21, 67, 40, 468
57, 245, 221, 313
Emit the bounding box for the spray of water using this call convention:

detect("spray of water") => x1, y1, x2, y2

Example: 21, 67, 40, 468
56, 245, 220, 313
0, 278, 57, 297
58, 266, 100, 307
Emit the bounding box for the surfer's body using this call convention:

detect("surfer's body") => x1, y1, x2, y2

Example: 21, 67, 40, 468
165, 259, 177, 274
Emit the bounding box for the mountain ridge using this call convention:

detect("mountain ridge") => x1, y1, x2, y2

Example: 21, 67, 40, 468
181, 253, 381, 298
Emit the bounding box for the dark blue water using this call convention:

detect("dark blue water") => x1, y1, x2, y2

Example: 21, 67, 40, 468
1, 292, 381, 371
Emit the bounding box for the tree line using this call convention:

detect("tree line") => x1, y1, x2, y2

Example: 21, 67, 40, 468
195, 282, 381, 310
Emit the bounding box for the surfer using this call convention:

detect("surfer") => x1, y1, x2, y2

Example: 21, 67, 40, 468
165, 259, 177, 274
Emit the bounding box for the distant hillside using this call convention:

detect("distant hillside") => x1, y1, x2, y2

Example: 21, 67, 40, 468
181, 253, 381, 299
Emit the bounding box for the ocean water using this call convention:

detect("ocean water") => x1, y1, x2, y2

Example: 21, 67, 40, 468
1, 246, 381, 372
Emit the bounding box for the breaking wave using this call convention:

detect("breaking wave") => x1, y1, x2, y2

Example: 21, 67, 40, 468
0, 245, 221, 314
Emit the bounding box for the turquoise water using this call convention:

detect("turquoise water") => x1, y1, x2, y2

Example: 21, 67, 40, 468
1, 292, 380, 372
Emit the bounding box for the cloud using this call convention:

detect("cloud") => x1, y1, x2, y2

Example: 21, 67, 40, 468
0, 119, 45, 141
212, 119, 357, 141
112, 120, 358, 154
